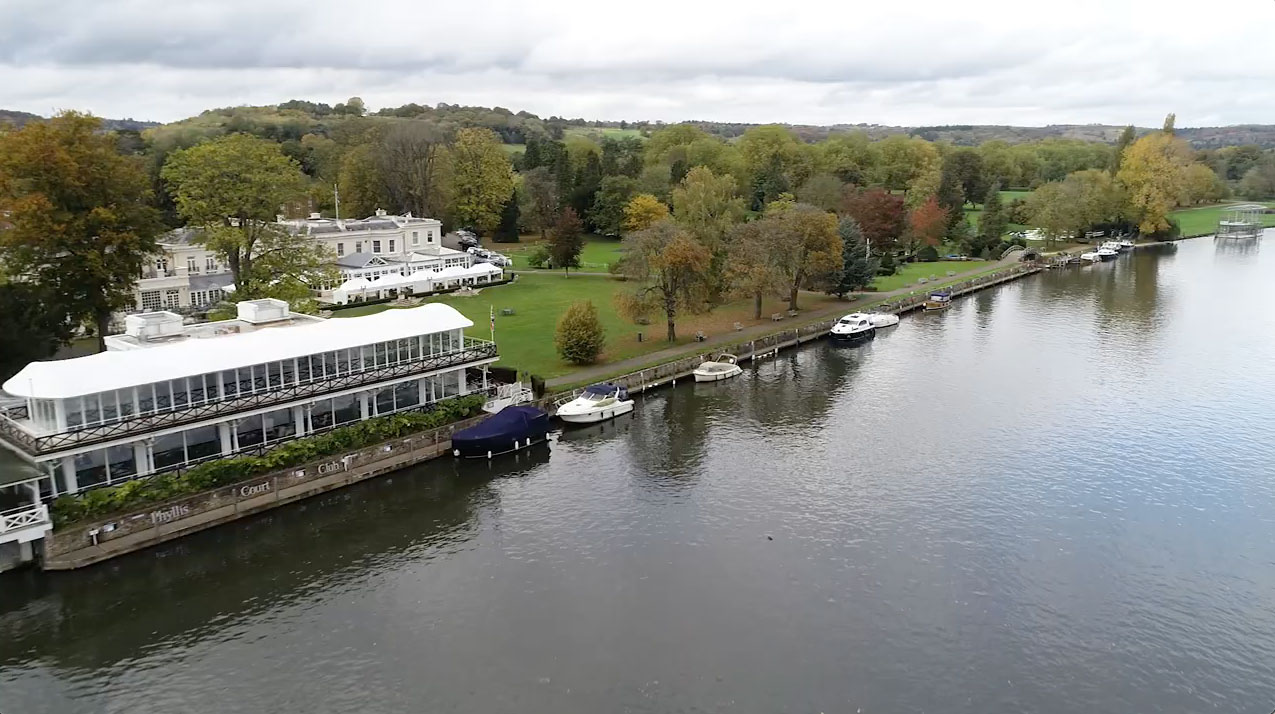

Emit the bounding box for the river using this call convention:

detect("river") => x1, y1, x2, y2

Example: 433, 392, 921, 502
2, 236, 1274, 713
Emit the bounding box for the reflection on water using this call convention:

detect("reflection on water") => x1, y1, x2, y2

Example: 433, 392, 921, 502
3, 237, 1275, 714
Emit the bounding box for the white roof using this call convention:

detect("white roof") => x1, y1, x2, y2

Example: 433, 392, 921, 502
338, 277, 372, 291
468, 263, 502, 275
3, 303, 473, 400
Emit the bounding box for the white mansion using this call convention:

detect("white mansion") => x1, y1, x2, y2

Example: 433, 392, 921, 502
0, 298, 498, 519
134, 211, 475, 312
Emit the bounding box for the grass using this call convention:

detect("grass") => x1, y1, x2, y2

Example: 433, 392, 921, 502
563, 127, 645, 141
869, 260, 992, 293
965, 189, 1032, 234
497, 233, 625, 271
1168, 202, 1275, 237
333, 272, 844, 379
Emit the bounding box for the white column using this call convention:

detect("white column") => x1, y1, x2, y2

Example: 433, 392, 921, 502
218, 422, 234, 454
458, 370, 468, 396
358, 392, 370, 420
417, 377, 429, 405
60, 457, 79, 495
53, 399, 67, 432
482, 366, 489, 392
133, 441, 152, 476
292, 405, 307, 437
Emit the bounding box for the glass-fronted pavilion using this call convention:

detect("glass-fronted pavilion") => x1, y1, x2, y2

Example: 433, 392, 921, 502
0, 299, 498, 504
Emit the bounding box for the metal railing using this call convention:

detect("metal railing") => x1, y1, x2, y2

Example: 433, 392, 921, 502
0, 340, 498, 457
0, 503, 51, 541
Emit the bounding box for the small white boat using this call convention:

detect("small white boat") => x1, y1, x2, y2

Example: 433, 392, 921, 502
1097, 247, 1119, 261
1080, 251, 1102, 262
556, 383, 634, 424
830, 314, 877, 342
693, 354, 743, 382
866, 312, 900, 328
1117, 238, 1135, 250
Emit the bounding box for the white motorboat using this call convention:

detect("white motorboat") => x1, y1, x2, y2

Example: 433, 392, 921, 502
830, 313, 877, 342
1100, 241, 1125, 254
556, 383, 634, 424
866, 312, 900, 328
1097, 247, 1119, 261
693, 354, 743, 382
1117, 238, 1135, 250
1080, 251, 1102, 262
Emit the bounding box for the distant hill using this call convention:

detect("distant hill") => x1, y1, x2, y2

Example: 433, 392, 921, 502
0, 109, 159, 132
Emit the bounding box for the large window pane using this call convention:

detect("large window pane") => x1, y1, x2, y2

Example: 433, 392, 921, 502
138, 386, 154, 415
74, 449, 108, 489
152, 432, 186, 470
268, 362, 282, 389
171, 379, 189, 408
263, 408, 295, 442
311, 398, 334, 431
375, 387, 395, 415
297, 358, 311, 383
394, 380, 419, 410
84, 394, 101, 425
222, 370, 239, 399
107, 444, 136, 481
185, 425, 220, 461
236, 415, 264, 448
155, 382, 172, 411
336, 350, 350, 375
101, 391, 120, 423
332, 393, 360, 425
189, 376, 206, 405
282, 359, 296, 386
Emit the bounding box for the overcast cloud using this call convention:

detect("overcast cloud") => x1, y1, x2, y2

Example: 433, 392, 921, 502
1, 0, 1271, 126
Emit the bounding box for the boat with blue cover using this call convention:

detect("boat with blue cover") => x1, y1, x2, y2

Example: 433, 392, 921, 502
451, 405, 550, 459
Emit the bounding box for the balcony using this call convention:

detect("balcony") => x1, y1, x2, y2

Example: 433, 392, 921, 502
0, 503, 51, 545
0, 339, 499, 457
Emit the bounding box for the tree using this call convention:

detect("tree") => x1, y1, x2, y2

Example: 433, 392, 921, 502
1162, 113, 1176, 135
946, 148, 987, 207
617, 219, 714, 341
337, 142, 389, 217
795, 173, 845, 212
1181, 163, 1227, 205
906, 196, 948, 255
554, 300, 606, 364
870, 135, 940, 192
1025, 170, 1125, 247
589, 176, 637, 236
569, 152, 603, 227
672, 166, 745, 251
1109, 125, 1136, 175
447, 127, 514, 233
494, 189, 521, 242
841, 188, 906, 250
548, 207, 584, 274
1116, 132, 1192, 234
749, 154, 791, 211
1238, 158, 1275, 199
162, 133, 331, 304
623, 194, 669, 232
378, 120, 449, 218
936, 157, 967, 233
520, 166, 559, 239
978, 183, 1008, 244
765, 202, 842, 311
828, 217, 879, 298
0, 112, 161, 350
726, 220, 786, 319
0, 282, 76, 380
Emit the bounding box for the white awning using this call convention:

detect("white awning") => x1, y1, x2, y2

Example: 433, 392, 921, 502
3, 304, 474, 399
337, 277, 372, 291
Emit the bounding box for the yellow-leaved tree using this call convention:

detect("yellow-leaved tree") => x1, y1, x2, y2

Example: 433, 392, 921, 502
1116, 132, 1192, 234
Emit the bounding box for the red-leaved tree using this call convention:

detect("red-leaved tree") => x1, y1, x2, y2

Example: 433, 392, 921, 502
840, 187, 905, 252
906, 196, 948, 254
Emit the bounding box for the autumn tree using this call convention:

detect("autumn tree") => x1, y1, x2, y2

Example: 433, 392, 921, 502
0, 112, 162, 350
870, 135, 941, 193
1239, 157, 1275, 199
520, 166, 559, 239
946, 148, 987, 207
906, 196, 948, 256
555, 300, 606, 364
617, 219, 713, 341
622, 193, 670, 232
672, 166, 745, 251
589, 175, 637, 236
1116, 132, 1192, 234
378, 120, 449, 218
726, 220, 786, 319
828, 217, 879, 298
1181, 163, 1227, 205
447, 127, 514, 233
795, 173, 845, 212
765, 202, 843, 311
162, 133, 333, 308
1109, 125, 1136, 175
1026, 170, 1125, 246
841, 188, 906, 251
548, 207, 584, 274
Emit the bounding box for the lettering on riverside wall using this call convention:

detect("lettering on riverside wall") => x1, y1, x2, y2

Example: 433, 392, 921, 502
149, 504, 191, 525
317, 455, 353, 475
238, 481, 272, 498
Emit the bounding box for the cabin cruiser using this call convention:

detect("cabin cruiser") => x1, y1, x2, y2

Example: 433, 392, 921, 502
1116, 238, 1135, 250
1096, 246, 1119, 261
830, 314, 876, 342
923, 290, 953, 311
452, 406, 550, 459
1080, 251, 1102, 262
693, 354, 743, 382
865, 312, 900, 328
1100, 240, 1127, 254
556, 383, 634, 424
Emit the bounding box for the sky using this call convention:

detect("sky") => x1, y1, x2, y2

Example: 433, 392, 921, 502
2, 0, 1272, 127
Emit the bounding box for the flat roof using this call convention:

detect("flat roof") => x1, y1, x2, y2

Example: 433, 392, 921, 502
3, 304, 473, 400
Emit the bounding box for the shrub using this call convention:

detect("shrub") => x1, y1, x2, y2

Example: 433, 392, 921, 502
916, 244, 939, 262
877, 251, 898, 276
49, 394, 488, 528
554, 300, 606, 365
526, 245, 550, 268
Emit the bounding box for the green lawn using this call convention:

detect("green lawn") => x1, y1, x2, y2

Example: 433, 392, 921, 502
563, 127, 645, 141
965, 189, 1032, 234
1168, 202, 1275, 237
501, 233, 624, 271
869, 260, 992, 292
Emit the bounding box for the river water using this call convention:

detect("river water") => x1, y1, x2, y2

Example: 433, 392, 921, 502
3, 237, 1274, 713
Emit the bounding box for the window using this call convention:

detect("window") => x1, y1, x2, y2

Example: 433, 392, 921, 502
206, 255, 217, 271
141, 291, 161, 311
372, 240, 382, 253
155, 257, 168, 273
427, 231, 434, 243
355, 241, 363, 253
187, 257, 199, 274
191, 290, 206, 307
388, 239, 395, 253
163, 289, 180, 308
411, 231, 419, 246
337, 242, 345, 256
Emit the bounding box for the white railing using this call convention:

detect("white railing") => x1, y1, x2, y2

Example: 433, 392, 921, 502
0, 503, 51, 542
483, 382, 534, 413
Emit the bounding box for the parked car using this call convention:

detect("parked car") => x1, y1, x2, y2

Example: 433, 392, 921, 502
455, 230, 480, 249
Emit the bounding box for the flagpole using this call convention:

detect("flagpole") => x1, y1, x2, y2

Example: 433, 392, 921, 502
490, 304, 495, 343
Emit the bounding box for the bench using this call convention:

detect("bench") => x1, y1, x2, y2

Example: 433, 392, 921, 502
694, 331, 707, 342
733, 322, 744, 331
500, 307, 515, 316
771, 313, 785, 322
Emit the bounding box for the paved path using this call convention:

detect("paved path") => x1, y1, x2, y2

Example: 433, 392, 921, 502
545, 255, 1021, 388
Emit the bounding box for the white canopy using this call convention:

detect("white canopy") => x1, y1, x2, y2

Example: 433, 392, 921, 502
337, 277, 372, 291
3, 303, 474, 400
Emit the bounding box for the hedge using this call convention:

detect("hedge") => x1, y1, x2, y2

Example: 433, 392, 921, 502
50, 394, 488, 529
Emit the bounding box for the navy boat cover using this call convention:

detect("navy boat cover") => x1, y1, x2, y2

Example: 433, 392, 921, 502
452, 406, 549, 456
583, 383, 623, 396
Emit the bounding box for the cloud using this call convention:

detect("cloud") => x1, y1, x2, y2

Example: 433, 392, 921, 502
1, 0, 1272, 126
